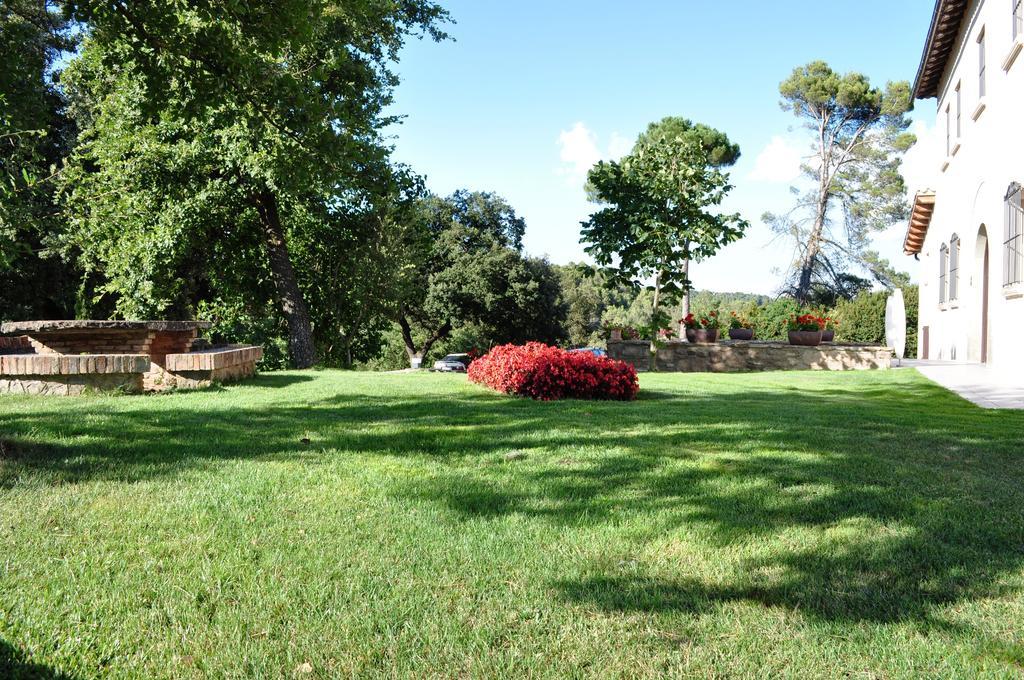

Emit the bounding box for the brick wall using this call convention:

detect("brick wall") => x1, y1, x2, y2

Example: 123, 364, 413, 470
27, 329, 155, 355
0, 336, 31, 353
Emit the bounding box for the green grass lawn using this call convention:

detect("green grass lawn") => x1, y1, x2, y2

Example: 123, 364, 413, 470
2, 369, 1023, 678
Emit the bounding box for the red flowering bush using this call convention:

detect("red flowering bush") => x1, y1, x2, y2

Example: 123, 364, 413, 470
467, 342, 639, 401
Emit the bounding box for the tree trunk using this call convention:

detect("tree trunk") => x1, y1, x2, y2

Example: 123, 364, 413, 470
649, 269, 664, 370
398, 312, 451, 369
397, 313, 422, 368
795, 172, 831, 304
679, 255, 691, 340
253, 190, 316, 368
650, 269, 663, 339
419, 324, 450, 364
795, 121, 835, 305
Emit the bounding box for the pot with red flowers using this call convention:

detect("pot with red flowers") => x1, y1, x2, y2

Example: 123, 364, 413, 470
727, 312, 754, 341
681, 311, 720, 344
787, 314, 825, 346
821, 317, 838, 342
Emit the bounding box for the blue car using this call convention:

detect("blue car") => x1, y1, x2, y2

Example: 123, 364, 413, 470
568, 347, 607, 358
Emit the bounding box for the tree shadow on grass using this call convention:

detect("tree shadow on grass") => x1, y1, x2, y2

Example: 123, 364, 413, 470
551, 451, 1024, 624
0, 639, 76, 679
227, 372, 317, 389
1, 371, 1023, 632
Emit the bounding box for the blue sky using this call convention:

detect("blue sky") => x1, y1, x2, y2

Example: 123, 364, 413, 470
386, 0, 937, 295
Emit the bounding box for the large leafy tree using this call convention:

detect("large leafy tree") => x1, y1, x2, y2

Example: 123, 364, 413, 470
395, 190, 566, 367
630, 117, 741, 321
294, 169, 425, 367
57, 0, 449, 367
581, 122, 748, 340
764, 61, 915, 303
0, 0, 78, 321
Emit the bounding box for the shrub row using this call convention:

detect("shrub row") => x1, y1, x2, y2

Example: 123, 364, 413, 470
687, 285, 919, 355
468, 342, 639, 401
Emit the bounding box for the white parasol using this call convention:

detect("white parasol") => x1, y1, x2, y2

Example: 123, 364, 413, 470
885, 288, 907, 365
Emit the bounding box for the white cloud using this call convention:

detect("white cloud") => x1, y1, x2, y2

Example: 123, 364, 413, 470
557, 122, 602, 185
748, 136, 803, 183
557, 122, 634, 187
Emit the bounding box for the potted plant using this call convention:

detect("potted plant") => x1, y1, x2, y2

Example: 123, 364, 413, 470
727, 312, 754, 341
682, 312, 720, 344
604, 324, 640, 342
821, 317, 838, 342
787, 314, 825, 346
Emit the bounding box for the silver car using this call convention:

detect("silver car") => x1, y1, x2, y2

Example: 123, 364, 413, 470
432, 353, 471, 372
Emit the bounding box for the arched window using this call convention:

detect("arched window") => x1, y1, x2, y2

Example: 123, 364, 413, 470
949, 234, 960, 301
939, 243, 948, 304
1006, 183, 1023, 287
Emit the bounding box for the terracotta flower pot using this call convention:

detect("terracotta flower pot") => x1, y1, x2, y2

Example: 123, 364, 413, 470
788, 330, 823, 346
685, 328, 719, 344
728, 328, 754, 341
821, 329, 835, 342
609, 329, 623, 341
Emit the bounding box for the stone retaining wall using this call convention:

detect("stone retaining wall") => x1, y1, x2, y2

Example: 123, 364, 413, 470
608, 340, 892, 373
167, 362, 262, 390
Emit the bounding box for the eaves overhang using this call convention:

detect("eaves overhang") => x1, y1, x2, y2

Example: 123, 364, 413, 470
913, 0, 971, 99
904, 191, 936, 255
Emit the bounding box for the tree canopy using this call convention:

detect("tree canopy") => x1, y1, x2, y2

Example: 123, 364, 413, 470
0, 1, 78, 320
581, 121, 748, 337
55, 0, 450, 367
633, 116, 740, 168
765, 61, 915, 303
394, 190, 566, 367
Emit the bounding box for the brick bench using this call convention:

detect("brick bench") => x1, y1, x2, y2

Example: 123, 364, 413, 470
0, 354, 149, 395
164, 345, 263, 372
154, 345, 264, 390
0, 321, 263, 395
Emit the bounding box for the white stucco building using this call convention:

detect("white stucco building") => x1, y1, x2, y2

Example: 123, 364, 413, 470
903, 0, 1023, 375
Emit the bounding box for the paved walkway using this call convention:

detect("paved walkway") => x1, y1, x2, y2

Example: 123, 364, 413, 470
897, 359, 1024, 409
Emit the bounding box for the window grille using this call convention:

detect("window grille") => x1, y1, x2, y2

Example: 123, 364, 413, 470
979, 30, 986, 98
939, 243, 948, 303
1005, 183, 1023, 286
945, 106, 951, 156
949, 234, 960, 301
955, 83, 961, 138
